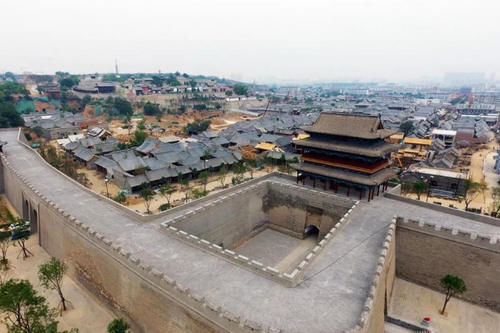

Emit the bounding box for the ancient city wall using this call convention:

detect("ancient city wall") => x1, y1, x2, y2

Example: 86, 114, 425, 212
264, 182, 353, 239
396, 217, 500, 311
385, 185, 500, 227
346, 218, 397, 333
0, 135, 285, 333
2, 129, 391, 333
172, 183, 267, 248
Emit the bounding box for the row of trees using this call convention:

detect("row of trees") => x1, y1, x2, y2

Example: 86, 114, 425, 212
0, 82, 27, 128
38, 145, 89, 186
138, 157, 268, 213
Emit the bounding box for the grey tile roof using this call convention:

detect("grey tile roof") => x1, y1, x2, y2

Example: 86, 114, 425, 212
111, 150, 147, 172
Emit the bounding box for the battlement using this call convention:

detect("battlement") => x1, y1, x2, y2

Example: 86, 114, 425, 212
161, 179, 359, 287
396, 216, 500, 252
356, 217, 396, 330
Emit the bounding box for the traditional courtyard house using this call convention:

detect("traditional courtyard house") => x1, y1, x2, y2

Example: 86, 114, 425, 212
293, 112, 399, 201
111, 150, 148, 176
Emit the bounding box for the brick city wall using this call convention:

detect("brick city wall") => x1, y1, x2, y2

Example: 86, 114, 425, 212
396, 217, 500, 311
0, 133, 285, 333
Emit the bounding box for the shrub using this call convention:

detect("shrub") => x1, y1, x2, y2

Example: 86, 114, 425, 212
114, 192, 126, 203
159, 203, 171, 211
191, 188, 208, 199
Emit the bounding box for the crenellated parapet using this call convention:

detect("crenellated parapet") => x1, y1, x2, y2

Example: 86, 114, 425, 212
397, 216, 500, 252
160, 181, 359, 288
355, 217, 396, 331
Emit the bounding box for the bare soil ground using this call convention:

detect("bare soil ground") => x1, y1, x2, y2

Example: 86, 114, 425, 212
388, 278, 500, 333
0, 196, 114, 333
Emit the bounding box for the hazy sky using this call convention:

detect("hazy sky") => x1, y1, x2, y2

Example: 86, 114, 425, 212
1, 0, 499, 83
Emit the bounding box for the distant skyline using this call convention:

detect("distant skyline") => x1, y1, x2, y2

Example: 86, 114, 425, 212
1, 0, 499, 84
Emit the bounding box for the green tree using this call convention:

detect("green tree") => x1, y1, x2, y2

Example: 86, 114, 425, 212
490, 187, 500, 216
113, 97, 133, 116
199, 171, 209, 192
232, 162, 247, 183
0, 82, 28, 102
136, 119, 146, 131
123, 115, 132, 135
58, 76, 79, 89
139, 183, 154, 214
32, 126, 44, 138
233, 84, 248, 96
143, 102, 161, 116
107, 318, 129, 333
0, 227, 11, 268
217, 165, 228, 188
245, 159, 258, 179
225, 90, 233, 97
80, 95, 91, 108
114, 192, 127, 204
0, 279, 77, 333
462, 180, 487, 210
0, 102, 25, 128
191, 188, 207, 199
11, 219, 32, 259
440, 274, 466, 314
184, 119, 211, 135
399, 121, 414, 136
151, 76, 163, 88
130, 130, 147, 147
38, 257, 69, 311
412, 181, 428, 200
202, 149, 212, 169
158, 183, 174, 208
178, 173, 190, 203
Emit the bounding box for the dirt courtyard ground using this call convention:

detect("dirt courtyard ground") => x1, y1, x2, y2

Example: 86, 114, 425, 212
388, 278, 500, 333
0, 197, 114, 333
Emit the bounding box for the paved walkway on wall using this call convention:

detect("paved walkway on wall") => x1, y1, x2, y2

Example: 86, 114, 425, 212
3, 129, 500, 333
388, 278, 500, 333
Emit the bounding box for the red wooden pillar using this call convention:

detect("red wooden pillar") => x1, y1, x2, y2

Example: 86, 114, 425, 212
359, 188, 363, 200
323, 180, 327, 190
377, 185, 380, 196
368, 188, 371, 202
313, 178, 316, 188
346, 186, 350, 197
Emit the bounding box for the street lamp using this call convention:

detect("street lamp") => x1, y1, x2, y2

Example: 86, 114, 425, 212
104, 177, 110, 198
